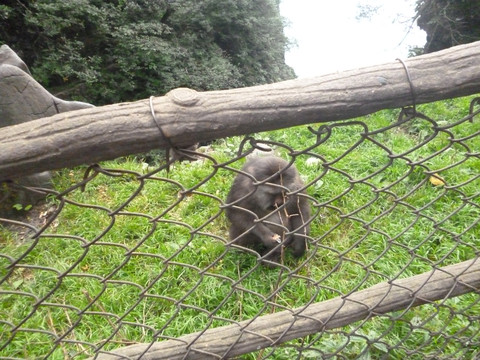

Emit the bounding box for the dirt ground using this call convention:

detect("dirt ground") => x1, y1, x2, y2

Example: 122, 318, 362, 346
1, 201, 58, 243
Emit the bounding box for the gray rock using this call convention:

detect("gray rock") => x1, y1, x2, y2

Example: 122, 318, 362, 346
0, 45, 94, 209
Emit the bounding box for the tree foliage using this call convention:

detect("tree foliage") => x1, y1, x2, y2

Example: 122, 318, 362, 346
0, 0, 294, 105
416, 0, 480, 53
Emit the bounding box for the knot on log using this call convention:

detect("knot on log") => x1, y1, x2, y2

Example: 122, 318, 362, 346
166, 87, 199, 106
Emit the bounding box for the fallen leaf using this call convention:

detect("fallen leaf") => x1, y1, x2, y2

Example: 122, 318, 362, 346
429, 173, 446, 186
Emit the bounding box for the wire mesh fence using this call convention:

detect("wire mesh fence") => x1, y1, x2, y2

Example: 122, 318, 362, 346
1, 96, 480, 359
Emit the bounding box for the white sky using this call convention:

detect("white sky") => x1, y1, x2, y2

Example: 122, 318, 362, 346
279, 0, 426, 78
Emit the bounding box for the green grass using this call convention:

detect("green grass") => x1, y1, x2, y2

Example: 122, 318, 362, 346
1, 95, 480, 359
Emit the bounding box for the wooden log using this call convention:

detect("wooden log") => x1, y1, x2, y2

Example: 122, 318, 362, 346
1, 41, 480, 181
92, 258, 480, 359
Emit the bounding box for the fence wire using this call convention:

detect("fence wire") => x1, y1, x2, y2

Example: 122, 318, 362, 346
1, 98, 480, 359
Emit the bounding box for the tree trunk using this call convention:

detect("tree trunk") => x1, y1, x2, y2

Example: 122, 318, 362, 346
1, 41, 480, 181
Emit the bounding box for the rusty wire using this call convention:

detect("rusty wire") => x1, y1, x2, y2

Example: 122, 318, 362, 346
1, 98, 480, 359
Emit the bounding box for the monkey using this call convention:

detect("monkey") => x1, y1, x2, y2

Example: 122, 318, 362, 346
225, 156, 310, 263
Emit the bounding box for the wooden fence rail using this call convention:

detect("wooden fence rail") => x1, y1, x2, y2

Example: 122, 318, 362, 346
1, 41, 480, 181
94, 258, 480, 359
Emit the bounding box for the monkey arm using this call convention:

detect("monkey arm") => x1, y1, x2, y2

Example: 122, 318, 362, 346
285, 198, 310, 257
227, 207, 281, 248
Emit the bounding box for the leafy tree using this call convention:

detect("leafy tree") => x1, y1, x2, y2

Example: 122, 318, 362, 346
415, 0, 480, 53
0, 0, 294, 105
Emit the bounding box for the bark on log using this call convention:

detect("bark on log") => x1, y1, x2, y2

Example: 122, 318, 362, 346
2, 41, 480, 181
92, 257, 480, 359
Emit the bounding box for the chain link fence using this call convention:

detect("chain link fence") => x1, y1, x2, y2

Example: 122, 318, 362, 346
1, 97, 480, 359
